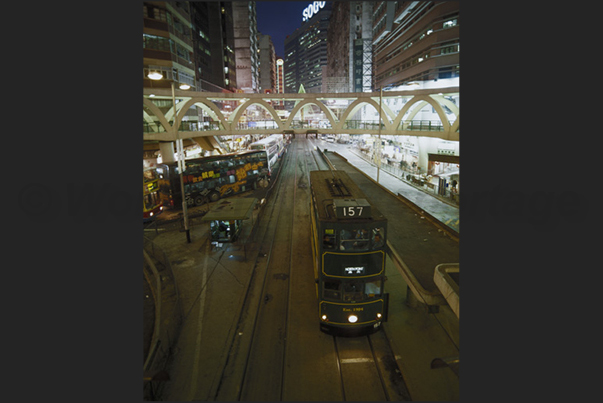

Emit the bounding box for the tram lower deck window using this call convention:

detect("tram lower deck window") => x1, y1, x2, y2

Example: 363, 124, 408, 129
322, 280, 382, 302
323, 281, 341, 300
343, 281, 363, 301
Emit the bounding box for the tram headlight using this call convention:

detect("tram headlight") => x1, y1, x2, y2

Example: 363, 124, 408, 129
321, 314, 328, 321
150, 212, 154, 217
348, 315, 358, 323
377, 313, 382, 319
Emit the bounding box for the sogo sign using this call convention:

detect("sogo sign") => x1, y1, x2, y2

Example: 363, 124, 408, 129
302, 1, 326, 22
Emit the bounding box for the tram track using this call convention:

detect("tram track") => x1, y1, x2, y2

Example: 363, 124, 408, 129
332, 330, 411, 401
213, 137, 412, 401
310, 138, 412, 401
212, 139, 299, 401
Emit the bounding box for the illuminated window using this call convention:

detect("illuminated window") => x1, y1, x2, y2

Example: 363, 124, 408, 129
443, 18, 457, 29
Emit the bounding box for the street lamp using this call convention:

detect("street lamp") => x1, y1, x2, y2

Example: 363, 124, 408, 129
147, 71, 192, 243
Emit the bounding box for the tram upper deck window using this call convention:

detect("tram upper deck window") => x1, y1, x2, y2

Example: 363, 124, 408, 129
372, 227, 385, 249
323, 229, 336, 249
339, 229, 369, 251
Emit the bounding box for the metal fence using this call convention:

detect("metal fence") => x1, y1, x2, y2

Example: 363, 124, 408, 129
143, 118, 446, 134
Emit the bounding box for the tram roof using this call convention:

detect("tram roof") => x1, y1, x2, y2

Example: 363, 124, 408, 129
309, 170, 385, 222
201, 197, 258, 221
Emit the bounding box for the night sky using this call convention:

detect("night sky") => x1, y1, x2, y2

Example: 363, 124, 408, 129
256, 1, 320, 58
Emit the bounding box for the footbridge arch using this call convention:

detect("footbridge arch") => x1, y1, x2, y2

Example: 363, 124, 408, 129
286, 99, 338, 129
228, 98, 283, 130
338, 97, 397, 131
175, 98, 228, 131
393, 95, 451, 132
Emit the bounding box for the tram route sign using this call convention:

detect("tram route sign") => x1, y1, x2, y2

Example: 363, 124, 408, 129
333, 198, 371, 219
344, 266, 365, 275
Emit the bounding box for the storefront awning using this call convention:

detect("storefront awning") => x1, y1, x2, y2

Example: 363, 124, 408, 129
201, 198, 258, 222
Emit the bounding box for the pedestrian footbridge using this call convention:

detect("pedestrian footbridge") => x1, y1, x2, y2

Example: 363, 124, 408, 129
143, 86, 459, 145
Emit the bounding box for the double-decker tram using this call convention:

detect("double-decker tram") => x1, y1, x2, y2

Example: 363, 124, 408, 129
156, 150, 269, 209
310, 170, 389, 336
143, 167, 163, 222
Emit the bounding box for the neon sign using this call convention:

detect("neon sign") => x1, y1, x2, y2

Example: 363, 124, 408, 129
302, 1, 326, 22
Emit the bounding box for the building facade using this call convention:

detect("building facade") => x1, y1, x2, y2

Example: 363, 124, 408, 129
325, 1, 374, 93
143, 2, 197, 91
257, 33, 276, 93
233, 1, 260, 93
143, 1, 238, 93
284, 2, 332, 93
372, 1, 460, 89
189, 1, 238, 92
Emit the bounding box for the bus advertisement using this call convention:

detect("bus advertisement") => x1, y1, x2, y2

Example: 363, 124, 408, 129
156, 150, 270, 209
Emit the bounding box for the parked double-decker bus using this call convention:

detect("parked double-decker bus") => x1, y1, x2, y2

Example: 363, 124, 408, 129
248, 134, 285, 175
156, 150, 269, 209
143, 167, 163, 222
310, 170, 389, 336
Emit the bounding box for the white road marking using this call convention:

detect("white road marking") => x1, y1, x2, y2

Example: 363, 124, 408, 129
340, 358, 373, 364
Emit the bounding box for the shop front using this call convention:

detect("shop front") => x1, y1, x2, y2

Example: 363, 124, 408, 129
428, 153, 460, 195
398, 136, 420, 173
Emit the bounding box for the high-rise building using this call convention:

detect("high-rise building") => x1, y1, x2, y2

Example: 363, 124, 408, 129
284, 2, 332, 93
372, 1, 460, 88
189, 1, 237, 92
143, 1, 237, 93
143, 2, 197, 91
257, 33, 276, 93
325, 1, 374, 93
233, 1, 260, 93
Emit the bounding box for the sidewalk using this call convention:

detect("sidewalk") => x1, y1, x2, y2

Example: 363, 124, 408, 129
314, 139, 460, 234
